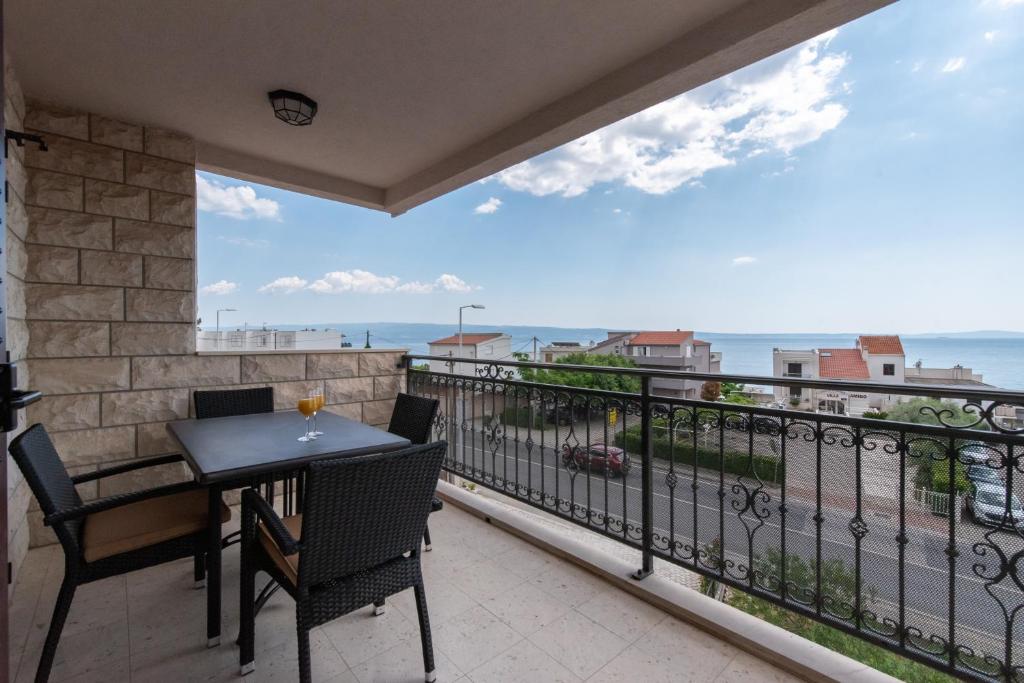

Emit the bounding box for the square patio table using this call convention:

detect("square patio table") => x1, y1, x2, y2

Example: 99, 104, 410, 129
168, 410, 410, 646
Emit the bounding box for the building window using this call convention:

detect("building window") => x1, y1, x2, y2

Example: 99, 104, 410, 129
790, 387, 802, 398
544, 353, 553, 363
787, 362, 802, 377
883, 363, 895, 376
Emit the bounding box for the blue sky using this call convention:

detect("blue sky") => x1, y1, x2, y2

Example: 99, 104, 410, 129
197, 0, 1024, 334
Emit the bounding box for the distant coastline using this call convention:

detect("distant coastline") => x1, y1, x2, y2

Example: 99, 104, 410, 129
249, 322, 1024, 390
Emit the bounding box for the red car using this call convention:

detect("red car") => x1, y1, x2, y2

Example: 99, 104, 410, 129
561, 444, 631, 477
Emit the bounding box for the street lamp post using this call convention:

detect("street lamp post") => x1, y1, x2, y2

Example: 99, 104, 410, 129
216, 308, 237, 333
458, 304, 486, 370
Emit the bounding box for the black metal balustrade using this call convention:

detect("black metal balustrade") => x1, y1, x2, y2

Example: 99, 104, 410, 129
404, 354, 1024, 682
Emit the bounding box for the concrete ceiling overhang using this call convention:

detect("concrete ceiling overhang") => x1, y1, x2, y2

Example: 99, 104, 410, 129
6, 0, 892, 216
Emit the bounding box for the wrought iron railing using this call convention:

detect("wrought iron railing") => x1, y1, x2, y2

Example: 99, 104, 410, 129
404, 354, 1024, 682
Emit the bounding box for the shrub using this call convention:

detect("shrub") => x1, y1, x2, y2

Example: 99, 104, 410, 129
861, 410, 888, 420
500, 405, 545, 430
614, 425, 784, 484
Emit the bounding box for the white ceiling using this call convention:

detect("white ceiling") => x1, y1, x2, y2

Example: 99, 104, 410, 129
6, 0, 891, 214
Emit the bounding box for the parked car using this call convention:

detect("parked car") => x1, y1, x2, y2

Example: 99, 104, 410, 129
965, 482, 1024, 530
561, 444, 631, 476
960, 442, 1001, 466
965, 463, 1003, 486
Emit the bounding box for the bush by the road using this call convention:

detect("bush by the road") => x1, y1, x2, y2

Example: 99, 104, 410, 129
614, 425, 784, 484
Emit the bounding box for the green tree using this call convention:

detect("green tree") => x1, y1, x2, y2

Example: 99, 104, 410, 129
881, 398, 983, 494
882, 398, 982, 429
721, 381, 745, 398
519, 353, 641, 393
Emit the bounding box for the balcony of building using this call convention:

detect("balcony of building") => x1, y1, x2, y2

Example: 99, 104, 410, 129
4, 2, 1019, 682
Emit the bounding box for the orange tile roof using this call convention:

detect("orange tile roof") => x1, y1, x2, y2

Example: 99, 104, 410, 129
627, 331, 693, 346
858, 335, 904, 355
429, 332, 504, 345
818, 349, 870, 379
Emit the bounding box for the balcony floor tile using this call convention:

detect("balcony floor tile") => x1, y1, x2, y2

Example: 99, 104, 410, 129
9, 502, 800, 682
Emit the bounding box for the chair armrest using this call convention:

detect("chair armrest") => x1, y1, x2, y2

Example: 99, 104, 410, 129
242, 488, 300, 556
44, 480, 199, 525
71, 453, 185, 484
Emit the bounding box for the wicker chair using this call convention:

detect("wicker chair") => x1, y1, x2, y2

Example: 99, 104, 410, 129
239, 442, 448, 683
9, 424, 229, 683
194, 386, 274, 419
193, 386, 278, 557
387, 393, 442, 550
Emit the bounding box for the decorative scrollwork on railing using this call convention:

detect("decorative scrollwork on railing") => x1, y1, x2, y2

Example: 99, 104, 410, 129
921, 400, 1024, 435
474, 363, 515, 381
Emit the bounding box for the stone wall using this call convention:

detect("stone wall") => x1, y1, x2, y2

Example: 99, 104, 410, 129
6, 55, 33, 586
16, 101, 405, 548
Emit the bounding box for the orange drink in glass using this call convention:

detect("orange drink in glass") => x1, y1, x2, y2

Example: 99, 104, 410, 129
297, 397, 317, 441
310, 389, 325, 436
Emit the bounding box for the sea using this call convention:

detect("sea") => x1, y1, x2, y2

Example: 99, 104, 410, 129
271, 322, 1024, 390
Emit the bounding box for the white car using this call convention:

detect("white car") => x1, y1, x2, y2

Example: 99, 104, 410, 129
966, 483, 1024, 530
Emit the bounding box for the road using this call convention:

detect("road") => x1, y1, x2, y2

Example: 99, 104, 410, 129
442, 430, 1023, 657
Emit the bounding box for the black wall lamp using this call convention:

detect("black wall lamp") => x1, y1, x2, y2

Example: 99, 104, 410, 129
268, 90, 318, 126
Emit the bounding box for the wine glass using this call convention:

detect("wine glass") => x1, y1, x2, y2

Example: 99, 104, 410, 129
297, 395, 317, 441
310, 389, 325, 436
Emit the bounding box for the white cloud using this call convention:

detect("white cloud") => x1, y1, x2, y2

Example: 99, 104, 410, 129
732, 256, 757, 266
612, 208, 622, 214
197, 175, 281, 220
983, 30, 998, 41
200, 280, 238, 295
941, 57, 966, 73
307, 270, 401, 294
911, 60, 925, 73
258, 276, 308, 293
990, 0, 1024, 6
489, 30, 848, 198
435, 273, 474, 293
259, 270, 479, 295
474, 197, 503, 214
218, 236, 270, 248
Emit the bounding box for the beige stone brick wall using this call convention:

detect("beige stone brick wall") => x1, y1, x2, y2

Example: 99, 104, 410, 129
6, 54, 33, 586
17, 100, 408, 549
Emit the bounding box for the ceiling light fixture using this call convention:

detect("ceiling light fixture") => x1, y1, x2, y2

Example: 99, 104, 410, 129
267, 90, 318, 126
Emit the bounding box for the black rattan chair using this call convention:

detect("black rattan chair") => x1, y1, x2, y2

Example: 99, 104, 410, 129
194, 386, 274, 419
239, 441, 448, 683
194, 386, 278, 558
387, 393, 441, 550
9, 424, 229, 683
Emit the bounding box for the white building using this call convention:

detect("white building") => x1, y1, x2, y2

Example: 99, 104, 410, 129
773, 335, 989, 416
539, 341, 593, 363
427, 332, 512, 376
197, 328, 351, 352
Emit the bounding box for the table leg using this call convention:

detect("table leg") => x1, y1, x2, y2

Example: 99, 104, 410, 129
207, 484, 222, 647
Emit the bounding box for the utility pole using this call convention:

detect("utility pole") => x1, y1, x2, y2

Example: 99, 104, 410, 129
532, 336, 539, 363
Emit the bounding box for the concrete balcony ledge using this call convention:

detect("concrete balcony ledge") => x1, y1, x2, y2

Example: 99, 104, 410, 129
196, 347, 409, 356
437, 481, 899, 683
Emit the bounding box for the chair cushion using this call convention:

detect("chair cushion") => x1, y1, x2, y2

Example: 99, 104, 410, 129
258, 514, 302, 586
83, 489, 230, 563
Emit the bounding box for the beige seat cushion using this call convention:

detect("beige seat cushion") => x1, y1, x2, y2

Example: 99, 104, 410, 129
83, 488, 230, 563
258, 513, 302, 586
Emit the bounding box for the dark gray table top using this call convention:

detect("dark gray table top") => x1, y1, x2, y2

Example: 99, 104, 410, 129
168, 410, 410, 484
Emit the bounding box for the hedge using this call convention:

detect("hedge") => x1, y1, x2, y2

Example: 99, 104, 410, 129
614, 428, 784, 484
